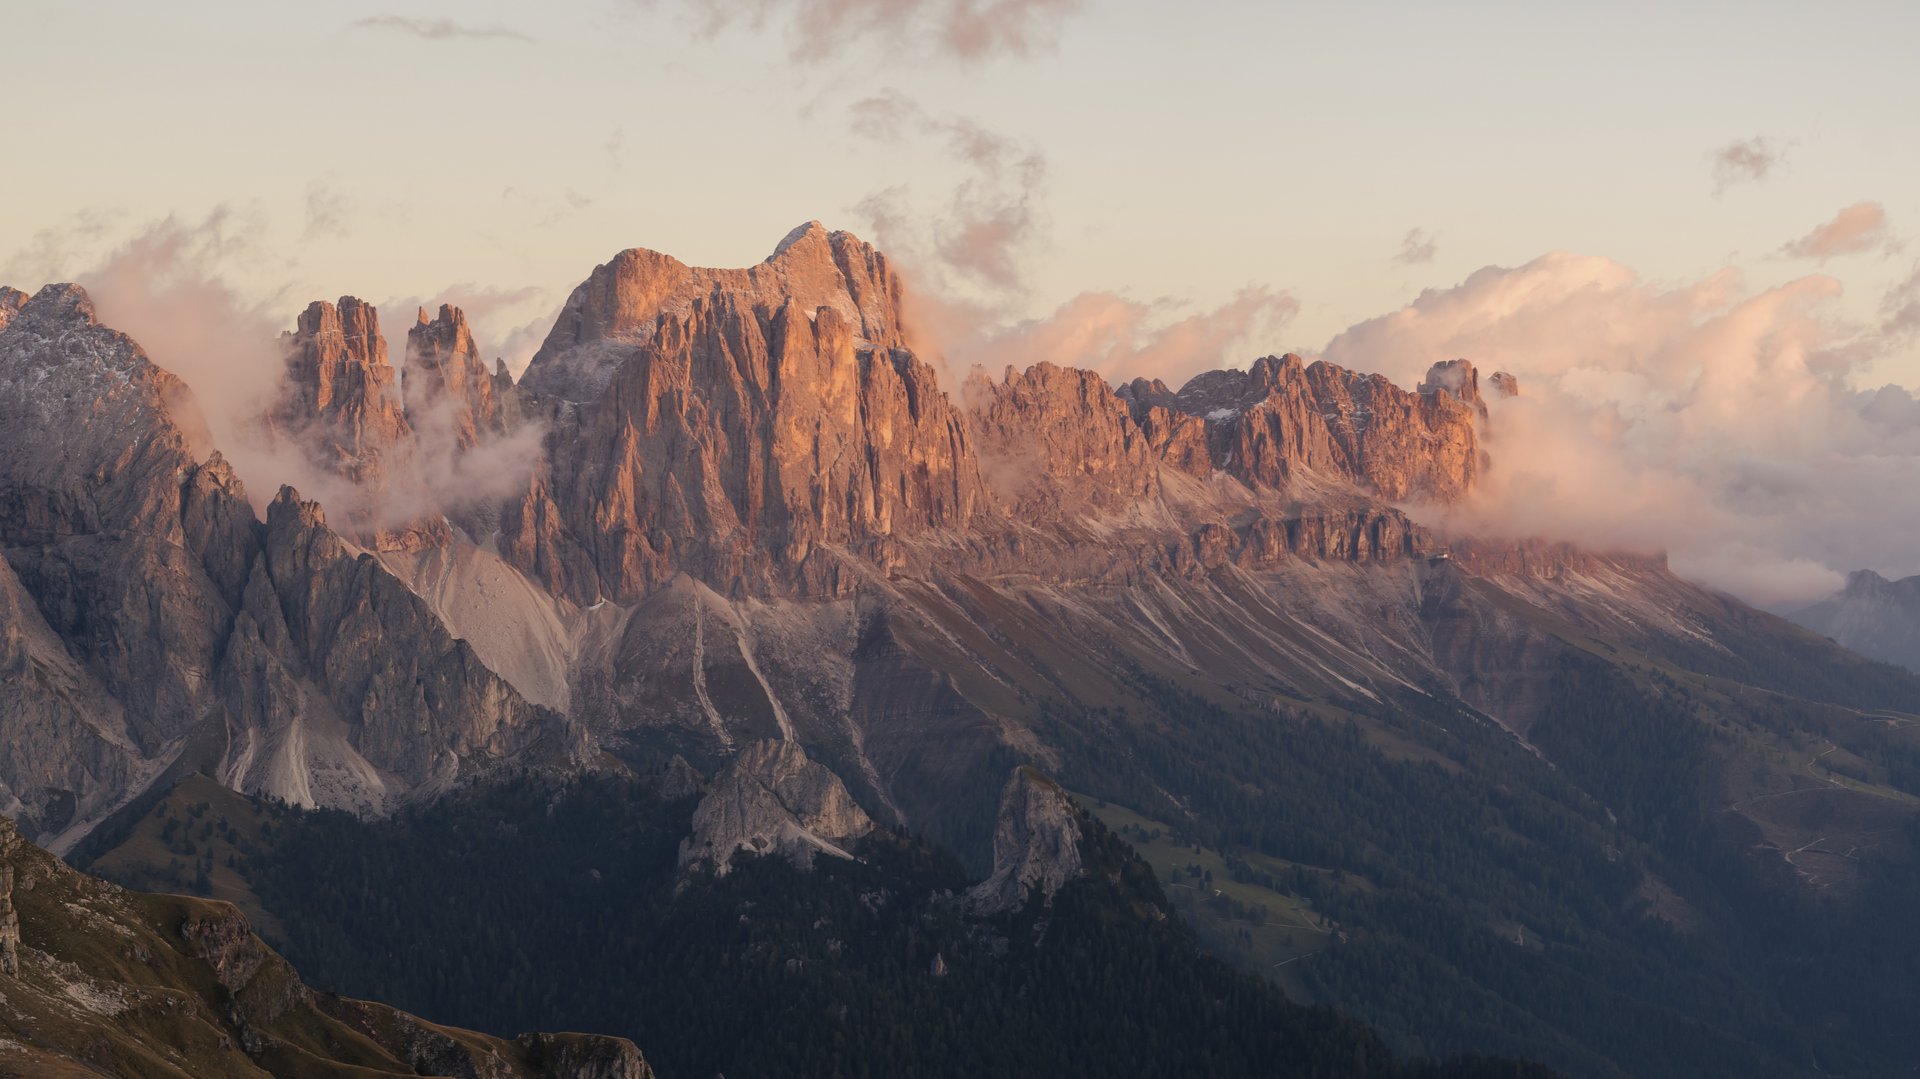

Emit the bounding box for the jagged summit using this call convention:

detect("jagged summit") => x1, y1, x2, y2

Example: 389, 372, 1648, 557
519, 222, 907, 402
404, 302, 518, 453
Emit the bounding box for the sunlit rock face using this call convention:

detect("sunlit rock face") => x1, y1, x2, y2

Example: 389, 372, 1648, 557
505, 225, 985, 603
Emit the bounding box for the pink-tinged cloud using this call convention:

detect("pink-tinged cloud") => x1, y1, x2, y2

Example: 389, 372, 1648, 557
1323, 251, 1920, 605
906, 282, 1296, 393
848, 93, 1046, 294
1778, 201, 1891, 261
1711, 136, 1782, 194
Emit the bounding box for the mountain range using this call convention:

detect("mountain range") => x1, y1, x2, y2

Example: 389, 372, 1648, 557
4, 224, 1920, 1076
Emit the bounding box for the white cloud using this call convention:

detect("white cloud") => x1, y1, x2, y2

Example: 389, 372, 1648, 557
1322, 251, 1920, 605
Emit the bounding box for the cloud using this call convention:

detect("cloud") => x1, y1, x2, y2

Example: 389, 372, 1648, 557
69, 212, 300, 506
67, 213, 546, 532
1394, 228, 1436, 265
1778, 201, 1892, 261
905, 281, 1296, 393
302, 181, 354, 240
1711, 136, 1782, 194
350, 15, 531, 42
1321, 251, 1920, 605
664, 0, 1081, 61
848, 92, 1045, 294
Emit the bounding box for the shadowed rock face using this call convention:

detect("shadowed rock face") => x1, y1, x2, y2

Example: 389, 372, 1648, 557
968, 767, 1082, 914
0, 285, 578, 844
1790, 570, 1920, 673
679, 740, 875, 874
0, 812, 655, 1077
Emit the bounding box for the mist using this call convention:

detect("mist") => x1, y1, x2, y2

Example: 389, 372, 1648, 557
1322, 251, 1920, 605
66, 214, 546, 538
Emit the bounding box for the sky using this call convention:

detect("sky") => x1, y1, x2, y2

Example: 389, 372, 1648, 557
4, 0, 1918, 603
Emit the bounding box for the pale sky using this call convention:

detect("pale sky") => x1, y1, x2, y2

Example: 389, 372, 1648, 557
5, 0, 1916, 377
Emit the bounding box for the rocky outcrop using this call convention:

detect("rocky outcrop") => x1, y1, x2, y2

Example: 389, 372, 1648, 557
1173, 354, 1484, 501
0, 812, 653, 1076
1488, 370, 1520, 397
273, 297, 413, 484
405, 303, 520, 453
0, 818, 18, 977
272, 296, 447, 551
0, 286, 25, 331
521, 220, 908, 403
1790, 570, 1920, 673
515, 1032, 658, 1079
0, 284, 576, 840
504, 230, 985, 602
967, 767, 1082, 914
679, 740, 875, 874
965, 362, 1162, 515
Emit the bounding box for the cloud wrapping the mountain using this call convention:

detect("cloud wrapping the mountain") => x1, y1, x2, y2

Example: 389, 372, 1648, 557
69, 214, 543, 529
1779, 201, 1892, 261
1322, 251, 1920, 604
906, 281, 1296, 390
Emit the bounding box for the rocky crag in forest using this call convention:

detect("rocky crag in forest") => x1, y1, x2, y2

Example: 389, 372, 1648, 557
5, 226, 1920, 1077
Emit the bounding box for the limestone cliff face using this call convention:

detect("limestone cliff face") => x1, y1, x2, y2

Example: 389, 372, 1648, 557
272, 297, 448, 551
0, 812, 655, 1076
504, 229, 985, 602
0, 284, 576, 840
679, 739, 875, 874
967, 767, 1082, 914
965, 362, 1162, 516
1161, 354, 1485, 501
405, 303, 520, 453
522, 221, 908, 403
274, 297, 413, 485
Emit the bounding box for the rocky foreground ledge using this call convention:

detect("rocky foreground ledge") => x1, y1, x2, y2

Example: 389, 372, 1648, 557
0, 815, 654, 1078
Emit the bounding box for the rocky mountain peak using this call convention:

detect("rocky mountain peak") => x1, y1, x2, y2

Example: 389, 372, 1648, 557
679, 740, 876, 875
1136, 353, 1484, 501
503, 228, 983, 602
272, 296, 449, 550
1419, 358, 1482, 408
1488, 370, 1520, 397
404, 302, 515, 453
520, 223, 908, 403
0, 286, 27, 331
967, 766, 1083, 914
965, 362, 1162, 514
274, 297, 410, 478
